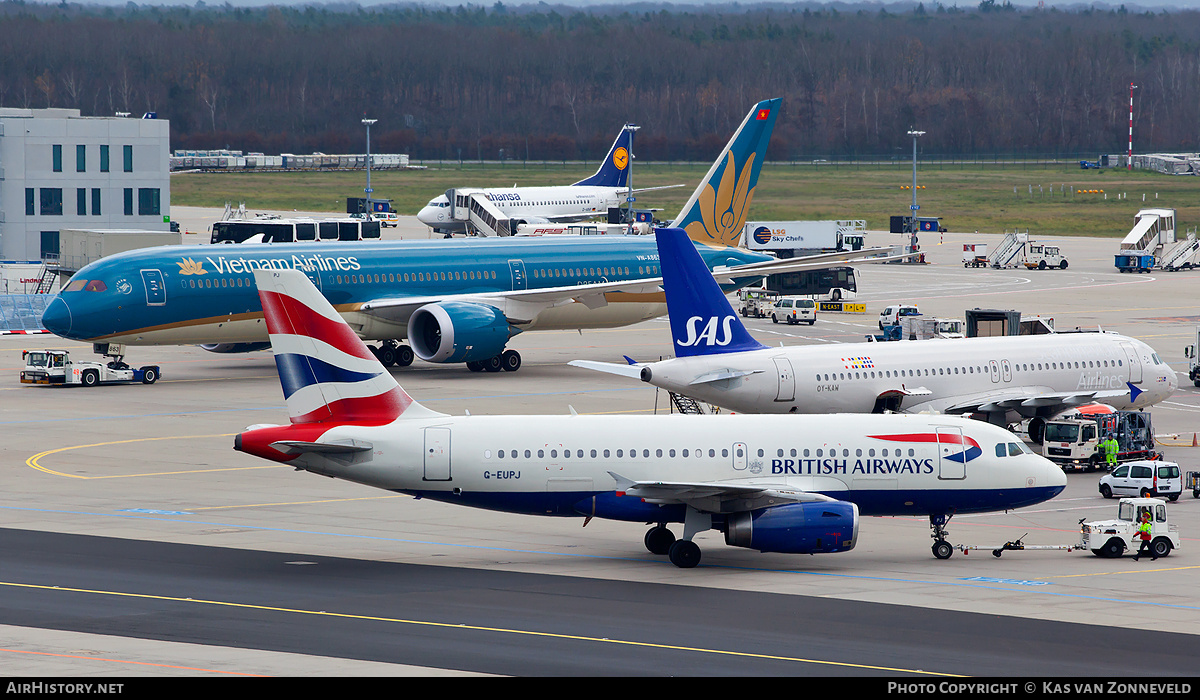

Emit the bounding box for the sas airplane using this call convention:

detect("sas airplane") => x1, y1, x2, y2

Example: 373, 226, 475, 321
418, 122, 676, 236
234, 267, 1067, 567
43, 98, 891, 372
572, 228, 1178, 438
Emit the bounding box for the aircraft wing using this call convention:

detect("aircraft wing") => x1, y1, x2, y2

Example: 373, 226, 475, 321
609, 472, 835, 513
936, 387, 1136, 416
359, 247, 903, 326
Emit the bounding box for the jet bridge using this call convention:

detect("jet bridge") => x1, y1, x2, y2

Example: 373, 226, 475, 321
446, 188, 513, 237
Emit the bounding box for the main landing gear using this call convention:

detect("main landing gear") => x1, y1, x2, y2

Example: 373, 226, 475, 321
930, 513, 955, 560
466, 349, 522, 373
644, 507, 712, 568
371, 341, 414, 368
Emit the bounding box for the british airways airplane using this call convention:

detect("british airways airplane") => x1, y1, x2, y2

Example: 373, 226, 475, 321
417, 123, 664, 235
43, 98, 889, 372
572, 229, 1178, 437
234, 267, 1067, 566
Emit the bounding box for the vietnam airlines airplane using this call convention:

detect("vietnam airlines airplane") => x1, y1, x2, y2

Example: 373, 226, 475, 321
44, 98, 890, 372
417, 123, 657, 235
234, 268, 1067, 567
572, 228, 1178, 438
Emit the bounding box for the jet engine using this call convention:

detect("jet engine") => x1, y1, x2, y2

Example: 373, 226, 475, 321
407, 301, 518, 364
724, 501, 859, 554
199, 343, 272, 354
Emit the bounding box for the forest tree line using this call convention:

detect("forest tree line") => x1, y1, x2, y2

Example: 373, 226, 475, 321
0, 1, 1197, 161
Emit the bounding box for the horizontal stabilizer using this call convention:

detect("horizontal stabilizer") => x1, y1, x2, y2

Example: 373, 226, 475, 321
270, 438, 374, 455
568, 359, 644, 379
688, 368, 763, 385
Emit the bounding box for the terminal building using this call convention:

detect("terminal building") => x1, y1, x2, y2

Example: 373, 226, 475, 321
0, 108, 171, 261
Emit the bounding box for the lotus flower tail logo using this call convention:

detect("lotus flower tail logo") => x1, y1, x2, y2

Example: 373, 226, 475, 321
177, 258, 207, 275
684, 152, 756, 248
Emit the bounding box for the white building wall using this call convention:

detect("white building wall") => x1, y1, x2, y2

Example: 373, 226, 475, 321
0, 108, 170, 261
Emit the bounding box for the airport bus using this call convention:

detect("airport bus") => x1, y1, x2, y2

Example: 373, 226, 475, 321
763, 266, 857, 301
210, 218, 382, 244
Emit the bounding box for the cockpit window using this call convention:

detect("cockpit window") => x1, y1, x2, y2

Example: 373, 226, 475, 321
63, 279, 88, 292
83, 280, 107, 292
1151, 353, 1162, 365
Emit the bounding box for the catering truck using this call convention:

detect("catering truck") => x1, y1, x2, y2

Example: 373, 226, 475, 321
743, 220, 866, 257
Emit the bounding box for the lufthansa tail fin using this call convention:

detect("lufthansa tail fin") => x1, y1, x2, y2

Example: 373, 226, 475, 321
657, 227, 766, 358
572, 124, 635, 188
673, 98, 780, 248
252, 268, 442, 425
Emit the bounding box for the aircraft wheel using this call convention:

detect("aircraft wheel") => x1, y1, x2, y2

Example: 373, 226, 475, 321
81, 369, 99, 387
466, 360, 484, 372
668, 540, 701, 569
377, 345, 397, 367
644, 526, 675, 556
483, 355, 503, 373
501, 350, 522, 372
397, 345, 414, 367
932, 540, 954, 560
140, 367, 159, 384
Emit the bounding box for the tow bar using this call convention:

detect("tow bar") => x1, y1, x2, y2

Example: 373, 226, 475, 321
957, 535, 1079, 558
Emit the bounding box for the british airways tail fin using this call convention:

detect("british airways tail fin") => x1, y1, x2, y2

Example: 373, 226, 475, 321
657, 227, 766, 358
252, 268, 442, 425
572, 124, 635, 188
673, 98, 780, 248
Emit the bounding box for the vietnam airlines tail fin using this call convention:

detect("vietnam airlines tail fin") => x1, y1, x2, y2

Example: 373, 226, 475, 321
252, 268, 442, 425
572, 124, 635, 188
657, 227, 766, 358
673, 98, 781, 248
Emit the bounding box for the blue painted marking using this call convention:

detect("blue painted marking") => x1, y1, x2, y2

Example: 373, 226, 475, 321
117, 508, 195, 515
961, 576, 1051, 586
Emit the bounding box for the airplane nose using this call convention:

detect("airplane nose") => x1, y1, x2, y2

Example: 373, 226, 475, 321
41, 296, 73, 337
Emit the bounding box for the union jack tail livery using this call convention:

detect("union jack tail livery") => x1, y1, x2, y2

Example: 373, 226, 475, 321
253, 268, 440, 425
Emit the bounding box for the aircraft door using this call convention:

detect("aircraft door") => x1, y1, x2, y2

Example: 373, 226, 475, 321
988, 360, 1000, 383
1001, 359, 1012, 383
423, 427, 451, 481
732, 442, 747, 471
1119, 342, 1143, 383
936, 427, 967, 480
508, 260, 528, 291
140, 269, 166, 306
773, 357, 795, 402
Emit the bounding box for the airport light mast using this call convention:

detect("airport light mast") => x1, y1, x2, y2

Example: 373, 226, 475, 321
624, 123, 640, 235
907, 129, 925, 252
1127, 84, 1137, 172
362, 117, 377, 214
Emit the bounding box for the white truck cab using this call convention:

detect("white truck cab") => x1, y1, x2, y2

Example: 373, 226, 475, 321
21, 349, 159, 387
771, 297, 816, 325
1080, 497, 1179, 558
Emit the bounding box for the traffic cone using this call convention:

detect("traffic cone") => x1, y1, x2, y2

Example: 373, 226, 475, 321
1193, 432, 1198, 447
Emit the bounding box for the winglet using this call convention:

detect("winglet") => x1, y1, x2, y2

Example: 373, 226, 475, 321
656, 228, 767, 358
572, 124, 635, 188
622, 355, 639, 365
673, 98, 781, 248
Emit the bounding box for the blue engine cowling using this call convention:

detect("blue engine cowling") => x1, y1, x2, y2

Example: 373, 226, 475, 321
724, 501, 859, 554
199, 343, 272, 353
407, 301, 518, 363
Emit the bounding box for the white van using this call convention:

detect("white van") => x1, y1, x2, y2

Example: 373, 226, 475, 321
371, 212, 399, 228
1099, 460, 1183, 501
771, 297, 816, 325
879, 304, 920, 330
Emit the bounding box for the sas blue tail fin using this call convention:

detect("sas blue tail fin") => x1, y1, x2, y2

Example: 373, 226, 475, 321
656, 227, 766, 358
573, 124, 635, 188
673, 98, 780, 248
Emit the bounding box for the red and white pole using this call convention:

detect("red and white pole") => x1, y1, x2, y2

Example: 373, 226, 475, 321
1128, 83, 1137, 171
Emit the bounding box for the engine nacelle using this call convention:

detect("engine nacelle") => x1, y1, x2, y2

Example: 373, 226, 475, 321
407, 301, 516, 364
199, 342, 272, 354
724, 501, 859, 554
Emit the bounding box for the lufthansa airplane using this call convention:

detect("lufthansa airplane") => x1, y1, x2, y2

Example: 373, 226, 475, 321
43, 98, 891, 372
234, 267, 1067, 567
417, 123, 662, 235
572, 228, 1178, 437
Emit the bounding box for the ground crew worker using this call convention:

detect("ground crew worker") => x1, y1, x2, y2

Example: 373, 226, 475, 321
1104, 434, 1119, 470
1132, 510, 1156, 561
